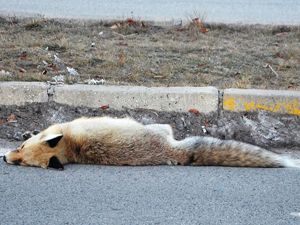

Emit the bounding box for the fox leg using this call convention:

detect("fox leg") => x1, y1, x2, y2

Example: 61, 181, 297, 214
145, 124, 174, 137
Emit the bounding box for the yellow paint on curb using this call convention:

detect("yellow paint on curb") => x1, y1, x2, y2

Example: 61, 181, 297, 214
243, 101, 282, 113
284, 99, 300, 115
223, 97, 300, 116
223, 97, 236, 111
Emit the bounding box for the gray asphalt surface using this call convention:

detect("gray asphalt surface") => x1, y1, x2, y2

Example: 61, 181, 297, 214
0, 0, 299, 24
1, 139, 300, 225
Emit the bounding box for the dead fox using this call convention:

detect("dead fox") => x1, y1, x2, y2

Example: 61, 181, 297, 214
3, 117, 300, 170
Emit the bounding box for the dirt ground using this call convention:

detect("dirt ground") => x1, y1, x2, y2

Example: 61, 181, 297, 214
0, 16, 299, 89
0, 102, 299, 151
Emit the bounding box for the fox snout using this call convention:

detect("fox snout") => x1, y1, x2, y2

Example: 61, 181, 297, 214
3, 149, 64, 170
3, 150, 21, 165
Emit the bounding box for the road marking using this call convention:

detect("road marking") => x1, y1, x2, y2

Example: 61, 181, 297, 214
290, 212, 300, 217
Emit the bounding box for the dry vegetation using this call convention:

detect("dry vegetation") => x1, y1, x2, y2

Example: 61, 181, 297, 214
0, 16, 299, 89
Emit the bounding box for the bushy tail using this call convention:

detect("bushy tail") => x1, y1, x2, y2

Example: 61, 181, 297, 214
172, 136, 300, 168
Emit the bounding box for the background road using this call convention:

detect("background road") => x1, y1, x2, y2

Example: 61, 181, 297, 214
0, 0, 299, 24
1, 139, 300, 225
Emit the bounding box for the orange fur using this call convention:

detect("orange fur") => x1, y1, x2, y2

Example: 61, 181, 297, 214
4, 117, 300, 169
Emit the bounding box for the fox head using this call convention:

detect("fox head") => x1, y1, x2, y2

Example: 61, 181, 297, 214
3, 132, 65, 170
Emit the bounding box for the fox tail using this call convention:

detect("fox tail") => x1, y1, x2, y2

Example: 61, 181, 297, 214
172, 136, 300, 168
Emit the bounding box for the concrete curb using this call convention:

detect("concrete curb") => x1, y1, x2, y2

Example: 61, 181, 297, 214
53, 85, 218, 113
0, 82, 299, 115
223, 88, 300, 116
0, 82, 48, 105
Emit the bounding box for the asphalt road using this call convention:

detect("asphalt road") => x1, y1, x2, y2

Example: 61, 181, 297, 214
0, 0, 299, 24
1, 139, 300, 225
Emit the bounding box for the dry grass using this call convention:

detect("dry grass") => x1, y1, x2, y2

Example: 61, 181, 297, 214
0, 16, 299, 90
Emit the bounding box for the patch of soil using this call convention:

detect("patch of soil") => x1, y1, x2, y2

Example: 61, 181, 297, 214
0, 16, 299, 89
0, 102, 299, 150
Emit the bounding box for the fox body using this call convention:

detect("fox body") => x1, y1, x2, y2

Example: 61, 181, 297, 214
3, 117, 300, 170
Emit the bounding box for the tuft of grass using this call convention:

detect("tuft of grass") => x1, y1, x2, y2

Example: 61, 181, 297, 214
185, 12, 209, 39
118, 49, 126, 66
24, 19, 45, 30
232, 74, 252, 89
44, 43, 67, 53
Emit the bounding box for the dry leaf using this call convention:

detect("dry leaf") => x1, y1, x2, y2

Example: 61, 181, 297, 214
0, 119, 6, 125
110, 24, 120, 29
127, 18, 136, 26
100, 105, 109, 110
18, 68, 26, 73
188, 108, 200, 116
7, 114, 17, 123
19, 51, 27, 60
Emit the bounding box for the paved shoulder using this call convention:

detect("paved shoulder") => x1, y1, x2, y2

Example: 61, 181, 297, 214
1, 162, 300, 225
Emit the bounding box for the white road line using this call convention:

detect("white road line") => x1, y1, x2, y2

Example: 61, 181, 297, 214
290, 212, 300, 217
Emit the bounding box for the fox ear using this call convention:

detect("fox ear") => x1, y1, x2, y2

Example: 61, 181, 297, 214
48, 156, 64, 170
43, 134, 63, 148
